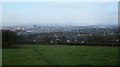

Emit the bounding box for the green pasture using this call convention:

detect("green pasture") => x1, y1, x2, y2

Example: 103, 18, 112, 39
2, 45, 119, 65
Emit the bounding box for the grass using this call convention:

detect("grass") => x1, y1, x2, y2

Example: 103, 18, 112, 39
2, 45, 119, 65
0, 49, 2, 66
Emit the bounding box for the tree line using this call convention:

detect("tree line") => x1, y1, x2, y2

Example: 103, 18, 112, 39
2, 30, 119, 48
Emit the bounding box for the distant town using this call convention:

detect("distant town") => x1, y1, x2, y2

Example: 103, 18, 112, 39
2, 25, 119, 46
2, 25, 118, 34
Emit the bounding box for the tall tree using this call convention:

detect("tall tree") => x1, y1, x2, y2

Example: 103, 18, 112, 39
2, 30, 18, 48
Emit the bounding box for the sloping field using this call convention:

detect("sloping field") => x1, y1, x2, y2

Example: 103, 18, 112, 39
2, 45, 119, 65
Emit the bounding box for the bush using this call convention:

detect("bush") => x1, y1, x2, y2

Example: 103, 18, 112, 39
2, 30, 18, 49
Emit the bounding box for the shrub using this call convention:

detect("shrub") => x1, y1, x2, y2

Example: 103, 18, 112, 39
2, 30, 18, 48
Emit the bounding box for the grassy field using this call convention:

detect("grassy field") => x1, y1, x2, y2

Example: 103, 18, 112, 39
0, 49, 2, 66
2, 45, 119, 65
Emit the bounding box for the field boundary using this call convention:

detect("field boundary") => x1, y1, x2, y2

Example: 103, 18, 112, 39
49, 43, 119, 46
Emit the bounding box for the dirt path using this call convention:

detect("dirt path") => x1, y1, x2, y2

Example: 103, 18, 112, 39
32, 48, 54, 65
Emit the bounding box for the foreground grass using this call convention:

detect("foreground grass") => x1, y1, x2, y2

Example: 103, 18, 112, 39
2, 45, 119, 65
0, 49, 2, 66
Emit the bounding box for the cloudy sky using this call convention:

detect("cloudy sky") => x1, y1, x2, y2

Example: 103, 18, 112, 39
1, 2, 118, 26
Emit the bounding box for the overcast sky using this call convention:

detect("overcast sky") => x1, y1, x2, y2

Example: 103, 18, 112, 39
1, 2, 118, 26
